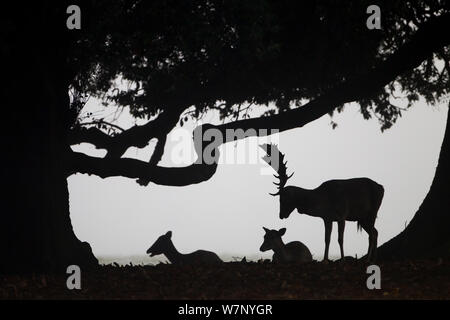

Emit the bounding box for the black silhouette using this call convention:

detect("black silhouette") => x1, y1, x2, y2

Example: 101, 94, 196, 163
261, 144, 384, 261
146, 231, 222, 265
2, 1, 450, 273
260, 227, 312, 263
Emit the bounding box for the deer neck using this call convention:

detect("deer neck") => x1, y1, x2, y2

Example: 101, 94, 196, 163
163, 240, 183, 264
291, 187, 322, 216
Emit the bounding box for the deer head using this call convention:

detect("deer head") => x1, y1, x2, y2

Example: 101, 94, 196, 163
260, 144, 296, 219
260, 227, 286, 252
146, 231, 172, 257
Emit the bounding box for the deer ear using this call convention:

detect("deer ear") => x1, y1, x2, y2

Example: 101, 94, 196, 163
278, 228, 286, 236
166, 231, 172, 238
263, 227, 270, 233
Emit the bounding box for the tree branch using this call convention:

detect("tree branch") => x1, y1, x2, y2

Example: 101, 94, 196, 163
211, 13, 450, 138
79, 120, 125, 133
69, 106, 183, 158
68, 13, 450, 186
136, 134, 168, 186
149, 135, 167, 166
68, 126, 114, 150
68, 151, 217, 187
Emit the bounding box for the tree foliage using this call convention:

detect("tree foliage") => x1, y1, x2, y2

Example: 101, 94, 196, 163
70, 0, 450, 132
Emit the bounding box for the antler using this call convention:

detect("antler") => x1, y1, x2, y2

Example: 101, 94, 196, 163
260, 144, 294, 196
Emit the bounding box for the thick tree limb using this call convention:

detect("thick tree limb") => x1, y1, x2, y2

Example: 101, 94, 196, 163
149, 135, 167, 166
68, 126, 115, 150
69, 151, 217, 186
68, 13, 450, 186
136, 134, 168, 186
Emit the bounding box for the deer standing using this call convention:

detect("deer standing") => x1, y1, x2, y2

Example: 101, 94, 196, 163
261, 144, 384, 262
146, 231, 222, 265
260, 227, 312, 263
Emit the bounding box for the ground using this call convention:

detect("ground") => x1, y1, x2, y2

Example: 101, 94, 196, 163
0, 259, 449, 299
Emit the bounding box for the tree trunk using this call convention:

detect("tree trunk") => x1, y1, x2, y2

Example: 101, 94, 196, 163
0, 3, 98, 273
378, 104, 450, 260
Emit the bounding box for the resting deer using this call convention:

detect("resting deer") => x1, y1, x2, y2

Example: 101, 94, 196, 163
146, 231, 222, 265
260, 227, 312, 263
261, 144, 384, 262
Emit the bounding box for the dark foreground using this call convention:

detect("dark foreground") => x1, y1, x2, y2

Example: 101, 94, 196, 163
1, 259, 449, 299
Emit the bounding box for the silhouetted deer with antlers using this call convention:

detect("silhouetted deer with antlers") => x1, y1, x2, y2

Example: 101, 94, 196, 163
146, 231, 222, 265
260, 227, 312, 263
261, 144, 384, 262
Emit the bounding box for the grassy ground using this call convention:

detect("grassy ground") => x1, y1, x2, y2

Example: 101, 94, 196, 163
0, 259, 449, 299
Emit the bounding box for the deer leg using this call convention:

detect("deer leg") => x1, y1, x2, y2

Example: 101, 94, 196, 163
360, 222, 373, 261
367, 229, 374, 262
370, 227, 378, 262
338, 220, 345, 260
324, 219, 332, 261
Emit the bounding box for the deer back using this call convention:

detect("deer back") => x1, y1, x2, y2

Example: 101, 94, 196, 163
183, 250, 223, 265
273, 241, 312, 263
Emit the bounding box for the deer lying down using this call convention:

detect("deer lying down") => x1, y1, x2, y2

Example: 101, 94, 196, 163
146, 231, 222, 265
260, 227, 312, 263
